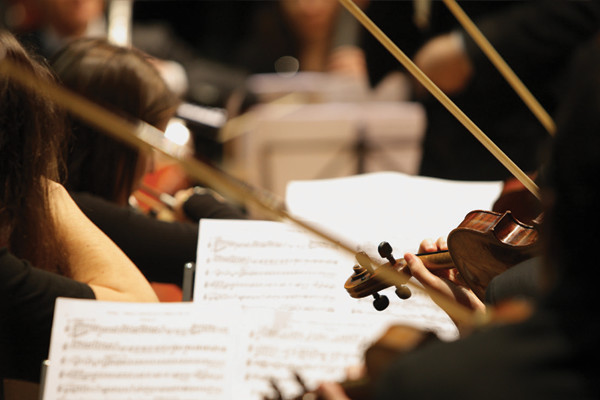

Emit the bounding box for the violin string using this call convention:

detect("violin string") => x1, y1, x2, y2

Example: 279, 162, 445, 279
337, 0, 540, 201
442, 0, 555, 135
0, 57, 479, 328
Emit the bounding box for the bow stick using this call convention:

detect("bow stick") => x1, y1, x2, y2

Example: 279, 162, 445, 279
338, 0, 541, 200
442, 0, 555, 135
0, 56, 479, 328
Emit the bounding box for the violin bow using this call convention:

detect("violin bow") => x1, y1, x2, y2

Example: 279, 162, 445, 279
338, 0, 541, 200
0, 56, 478, 328
441, 0, 555, 135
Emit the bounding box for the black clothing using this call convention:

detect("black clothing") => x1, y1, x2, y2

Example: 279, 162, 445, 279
234, 3, 298, 75
364, 1, 600, 181
421, 0, 600, 181
363, 2, 515, 88
375, 29, 600, 400
70, 191, 245, 287
181, 191, 245, 221
376, 303, 599, 399
0, 248, 95, 382
485, 256, 543, 305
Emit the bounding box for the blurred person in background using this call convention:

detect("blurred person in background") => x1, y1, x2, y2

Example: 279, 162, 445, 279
51, 38, 246, 292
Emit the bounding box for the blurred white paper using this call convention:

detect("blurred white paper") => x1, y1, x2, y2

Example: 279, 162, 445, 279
285, 171, 503, 256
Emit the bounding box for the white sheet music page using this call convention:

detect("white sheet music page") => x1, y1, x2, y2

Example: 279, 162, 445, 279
195, 219, 459, 341
191, 217, 469, 398
236, 308, 392, 399
43, 299, 391, 400
285, 171, 503, 256
43, 299, 242, 400
194, 219, 355, 313
284, 171, 503, 335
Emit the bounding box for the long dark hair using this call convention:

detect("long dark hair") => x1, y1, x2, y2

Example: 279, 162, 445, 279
0, 30, 67, 272
51, 38, 180, 205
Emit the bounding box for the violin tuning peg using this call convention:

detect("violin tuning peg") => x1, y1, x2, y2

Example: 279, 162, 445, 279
378, 241, 396, 265
395, 285, 412, 300
372, 292, 390, 311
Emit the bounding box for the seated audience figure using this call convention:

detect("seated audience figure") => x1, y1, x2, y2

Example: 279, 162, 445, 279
0, 29, 157, 383
15, 0, 250, 109
235, 0, 368, 80
18, 0, 105, 59
318, 35, 600, 400
50, 38, 246, 288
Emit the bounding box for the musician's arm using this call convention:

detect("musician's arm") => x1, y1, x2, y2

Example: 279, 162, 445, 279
49, 182, 158, 302
414, 1, 600, 97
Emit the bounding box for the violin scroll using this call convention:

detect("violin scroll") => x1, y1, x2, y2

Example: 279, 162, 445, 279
345, 242, 455, 310
345, 243, 454, 310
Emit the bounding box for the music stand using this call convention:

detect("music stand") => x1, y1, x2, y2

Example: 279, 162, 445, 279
181, 262, 196, 302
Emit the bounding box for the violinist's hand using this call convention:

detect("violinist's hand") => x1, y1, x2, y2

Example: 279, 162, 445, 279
316, 382, 351, 400
312, 363, 363, 400
413, 31, 474, 98
406, 238, 485, 335
171, 187, 196, 222
418, 237, 448, 254
417, 237, 465, 287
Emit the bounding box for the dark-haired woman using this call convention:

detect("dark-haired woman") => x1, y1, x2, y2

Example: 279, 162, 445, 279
0, 30, 157, 382
51, 38, 245, 288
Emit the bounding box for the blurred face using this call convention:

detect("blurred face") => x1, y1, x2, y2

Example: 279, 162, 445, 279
280, 0, 340, 43
39, 0, 104, 36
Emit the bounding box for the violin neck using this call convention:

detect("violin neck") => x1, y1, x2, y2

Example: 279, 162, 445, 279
415, 250, 454, 270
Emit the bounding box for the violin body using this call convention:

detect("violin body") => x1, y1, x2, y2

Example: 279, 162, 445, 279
448, 209, 540, 300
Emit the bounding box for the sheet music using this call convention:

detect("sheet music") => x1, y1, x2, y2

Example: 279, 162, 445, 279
195, 219, 458, 341
195, 219, 353, 313
43, 299, 391, 400
43, 299, 241, 400
235, 309, 392, 399
285, 171, 503, 256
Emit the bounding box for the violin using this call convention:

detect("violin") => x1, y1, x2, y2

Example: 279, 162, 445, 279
345, 209, 541, 310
